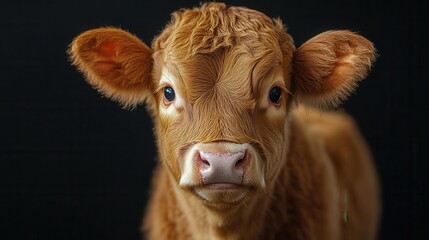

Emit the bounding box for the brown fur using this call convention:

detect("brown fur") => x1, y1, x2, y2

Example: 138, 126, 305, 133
68, 2, 381, 240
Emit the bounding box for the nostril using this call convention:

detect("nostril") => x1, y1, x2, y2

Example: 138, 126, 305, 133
202, 159, 210, 167
197, 151, 211, 171
234, 152, 247, 168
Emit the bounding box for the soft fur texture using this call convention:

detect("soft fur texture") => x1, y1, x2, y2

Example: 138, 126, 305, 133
68, 2, 381, 240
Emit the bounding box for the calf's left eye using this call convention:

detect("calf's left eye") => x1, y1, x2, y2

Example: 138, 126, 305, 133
269, 86, 282, 104
164, 86, 176, 102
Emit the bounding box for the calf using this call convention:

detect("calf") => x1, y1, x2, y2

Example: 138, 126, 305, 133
68, 2, 381, 239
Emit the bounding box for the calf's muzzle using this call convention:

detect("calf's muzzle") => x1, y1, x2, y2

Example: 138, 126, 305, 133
179, 142, 265, 192
198, 149, 248, 185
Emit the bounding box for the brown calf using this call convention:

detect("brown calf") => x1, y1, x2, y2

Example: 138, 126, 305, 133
68, 2, 381, 240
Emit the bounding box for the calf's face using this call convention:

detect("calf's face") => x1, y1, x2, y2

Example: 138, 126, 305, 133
68, 3, 376, 207
154, 50, 291, 204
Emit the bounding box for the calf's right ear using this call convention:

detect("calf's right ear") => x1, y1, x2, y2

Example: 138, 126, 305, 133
292, 30, 377, 108
68, 27, 153, 108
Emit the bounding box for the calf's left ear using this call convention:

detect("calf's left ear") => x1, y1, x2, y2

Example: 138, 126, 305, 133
292, 30, 377, 108
68, 27, 153, 108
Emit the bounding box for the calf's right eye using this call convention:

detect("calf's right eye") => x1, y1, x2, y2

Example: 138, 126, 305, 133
163, 86, 176, 102
268, 86, 282, 105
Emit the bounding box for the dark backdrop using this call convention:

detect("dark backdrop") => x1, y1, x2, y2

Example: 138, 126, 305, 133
0, 0, 424, 239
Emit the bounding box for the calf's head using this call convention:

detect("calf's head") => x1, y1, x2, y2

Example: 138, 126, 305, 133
68, 3, 376, 208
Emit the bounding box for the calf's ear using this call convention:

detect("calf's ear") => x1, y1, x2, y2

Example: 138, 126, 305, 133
68, 27, 153, 108
292, 30, 377, 108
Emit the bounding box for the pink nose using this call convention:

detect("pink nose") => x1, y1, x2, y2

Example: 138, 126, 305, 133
197, 150, 248, 185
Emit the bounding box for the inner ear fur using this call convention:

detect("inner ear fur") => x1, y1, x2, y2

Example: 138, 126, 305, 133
68, 27, 153, 108
292, 30, 377, 108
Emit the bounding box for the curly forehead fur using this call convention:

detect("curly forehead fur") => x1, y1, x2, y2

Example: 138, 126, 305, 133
151, 2, 295, 105
153, 2, 293, 56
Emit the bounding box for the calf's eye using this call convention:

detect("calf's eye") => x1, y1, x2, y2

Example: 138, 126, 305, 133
269, 86, 282, 104
163, 86, 176, 102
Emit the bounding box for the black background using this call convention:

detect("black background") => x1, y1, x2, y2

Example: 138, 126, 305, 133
0, 0, 424, 239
